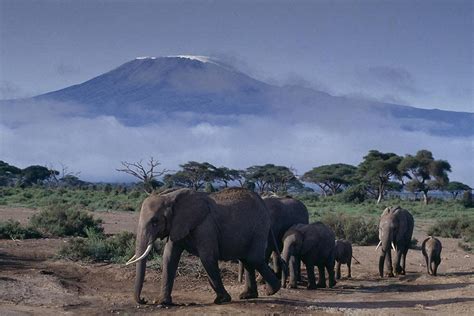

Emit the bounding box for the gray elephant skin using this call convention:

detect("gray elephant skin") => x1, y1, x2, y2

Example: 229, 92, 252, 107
377, 206, 414, 277
127, 188, 281, 305
238, 196, 309, 282
335, 239, 352, 279
281, 222, 336, 289
421, 236, 442, 276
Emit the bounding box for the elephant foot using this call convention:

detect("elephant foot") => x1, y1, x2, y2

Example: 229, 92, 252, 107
386, 272, 395, 277
265, 282, 281, 296
329, 280, 337, 288
214, 292, 231, 305
288, 282, 297, 289
306, 283, 317, 290
316, 282, 326, 288
347, 274, 352, 279
155, 297, 174, 306
239, 289, 258, 300
136, 297, 148, 305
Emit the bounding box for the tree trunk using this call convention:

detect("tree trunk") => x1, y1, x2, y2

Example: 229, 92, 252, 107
422, 191, 429, 205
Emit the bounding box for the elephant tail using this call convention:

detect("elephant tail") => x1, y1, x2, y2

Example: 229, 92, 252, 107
352, 255, 361, 264
269, 228, 288, 276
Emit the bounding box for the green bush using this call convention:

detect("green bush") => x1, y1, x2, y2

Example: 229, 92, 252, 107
58, 229, 161, 263
339, 184, 368, 203
30, 205, 103, 237
321, 212, 379, 246
428, 217, 473, 252
0, 220, 42, 239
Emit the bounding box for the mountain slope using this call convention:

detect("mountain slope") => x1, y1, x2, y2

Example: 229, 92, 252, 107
8, 56, 474, 136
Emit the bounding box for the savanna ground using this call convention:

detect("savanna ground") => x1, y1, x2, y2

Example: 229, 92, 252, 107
0, 188, 473, 315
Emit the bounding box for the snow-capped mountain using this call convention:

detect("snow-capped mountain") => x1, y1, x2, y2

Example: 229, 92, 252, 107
18, 55, 470, 137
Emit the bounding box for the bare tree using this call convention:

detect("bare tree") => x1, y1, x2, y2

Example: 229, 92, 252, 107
116, 157, 169, 194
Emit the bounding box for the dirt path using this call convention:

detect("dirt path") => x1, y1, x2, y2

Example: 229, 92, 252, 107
1, 207, 473, 315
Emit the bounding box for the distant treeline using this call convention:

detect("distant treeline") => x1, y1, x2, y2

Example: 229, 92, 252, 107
1, 149, 472, 205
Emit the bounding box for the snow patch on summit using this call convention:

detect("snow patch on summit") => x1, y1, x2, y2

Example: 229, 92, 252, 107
168, 55, 214, 63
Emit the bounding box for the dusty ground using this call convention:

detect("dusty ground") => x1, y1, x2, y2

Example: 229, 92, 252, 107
1, 207, 473, 315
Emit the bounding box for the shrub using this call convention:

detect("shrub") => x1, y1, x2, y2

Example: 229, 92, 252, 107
428, 217, 473, 252
30, 205, 103, 237
58, 230, 161, 263
321, 212, 379, 246
0, 220, 42, 239
339, 184, 368, 203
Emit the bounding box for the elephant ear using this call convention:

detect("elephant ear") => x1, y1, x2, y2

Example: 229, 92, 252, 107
167, 189, 211, 242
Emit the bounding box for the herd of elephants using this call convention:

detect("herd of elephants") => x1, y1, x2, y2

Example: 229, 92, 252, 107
125, 187, 443, 305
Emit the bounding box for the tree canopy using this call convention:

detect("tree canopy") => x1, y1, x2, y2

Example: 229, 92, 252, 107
301, 163, 357, 196
399, 149, 451, 204
357, 150, 403, 204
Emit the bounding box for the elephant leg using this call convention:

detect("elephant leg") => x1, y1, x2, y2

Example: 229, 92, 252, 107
424, 254, 430, 274
287, 255, 297, 289
394, 249, 403, 275
159, 241, 184, 305
238, 260, 245, 283
347, 262, 352, 279
306, 262, 317, 290
433, 258, 439, 276
316, 264, 326, 288
326, 261, 336, 288
296, 257, 303, 283
199, 256, 231, 304
385, 251, 394, 277
336, 261, 341, 280
239, 261, 258, 299
255, 261, 281, 296
401, 249, 408, 275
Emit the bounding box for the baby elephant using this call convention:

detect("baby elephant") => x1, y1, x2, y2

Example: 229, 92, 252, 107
335, 239, 352, 279
281, 222, 336, 290
421, 236, 442, 276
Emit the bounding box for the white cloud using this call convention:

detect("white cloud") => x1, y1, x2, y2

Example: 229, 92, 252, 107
1, 101, 472, 186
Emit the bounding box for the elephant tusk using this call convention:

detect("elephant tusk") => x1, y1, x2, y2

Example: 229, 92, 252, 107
125, 244, 153, 265
126, 254, 137, 263
375, 240, 382, 251
391, 242, 396, 251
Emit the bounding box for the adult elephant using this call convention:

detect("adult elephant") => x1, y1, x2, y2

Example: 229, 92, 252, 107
238, 196, 309, 282
376, 206, 414, 277
280, 222, 336, 289
126, 188, 281, 305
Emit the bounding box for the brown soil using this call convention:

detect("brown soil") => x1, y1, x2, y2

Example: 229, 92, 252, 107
1, 207, 473, 315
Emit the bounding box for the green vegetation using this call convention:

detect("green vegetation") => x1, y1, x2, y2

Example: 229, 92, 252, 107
31, 206, 103, 237
320, 212, 379, 246
58, 229, 162, 264
428, 217, 474, 252
0, 186, 147, 212
0, 219, 42, 239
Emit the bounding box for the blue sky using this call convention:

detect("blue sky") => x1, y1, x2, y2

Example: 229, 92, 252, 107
1, 0, 472, 112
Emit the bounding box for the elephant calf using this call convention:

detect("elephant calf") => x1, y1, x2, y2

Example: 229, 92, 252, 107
281, 222, 336, 289
335, 239, 352, 279
421, 236, 442, 276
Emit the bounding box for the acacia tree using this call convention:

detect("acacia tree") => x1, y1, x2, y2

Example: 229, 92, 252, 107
214, 167, 245, 188
358, 150, 403, 204
117, 157, 168, 194
399, 150, 451, 204
301, 163, 357, 196
445, 181, 471, 199
245, 164, 300, 194
0, 161, 22, 186
164, 161, 218, 191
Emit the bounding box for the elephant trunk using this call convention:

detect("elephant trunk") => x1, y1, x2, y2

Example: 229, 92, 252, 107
133, 228, 151, 304
378, 232, 393, 277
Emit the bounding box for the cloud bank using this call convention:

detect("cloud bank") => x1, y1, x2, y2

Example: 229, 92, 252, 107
1, 100, 472, 186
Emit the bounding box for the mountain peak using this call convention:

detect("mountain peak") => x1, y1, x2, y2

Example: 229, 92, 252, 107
134, 55, 217, 64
